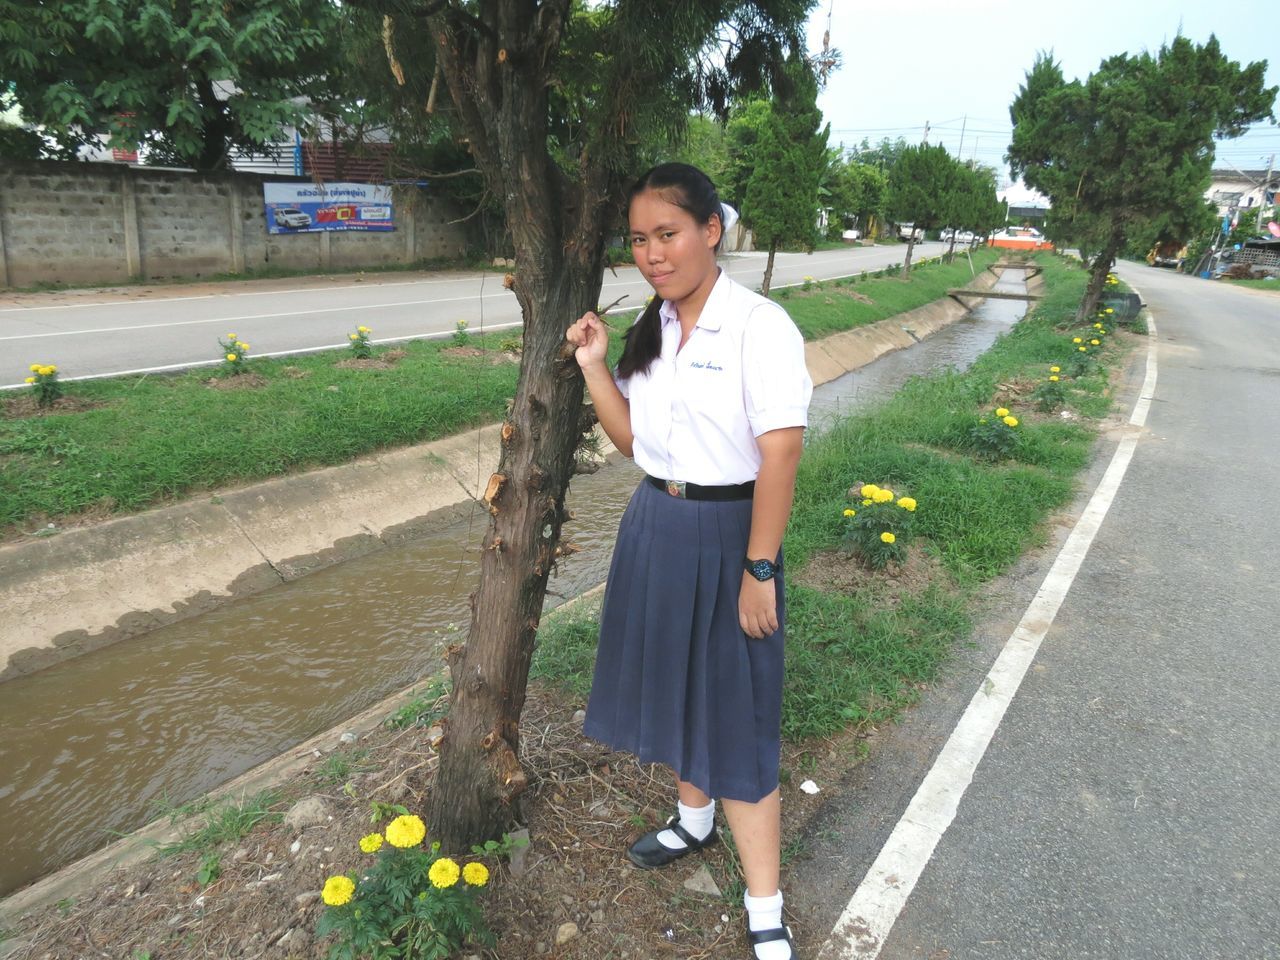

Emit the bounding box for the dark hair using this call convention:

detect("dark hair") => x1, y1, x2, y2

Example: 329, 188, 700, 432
615, 163, 723, 380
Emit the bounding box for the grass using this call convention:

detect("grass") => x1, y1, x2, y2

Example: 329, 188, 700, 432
1, 334, 521, 532
776, 248, 1000, 340
531, 252, 1131, 747
152, 790, 282, 858
2, 252, 998, 534
1221, 276, 1280, 292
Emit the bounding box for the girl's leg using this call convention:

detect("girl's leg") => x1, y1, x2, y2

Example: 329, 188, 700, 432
720, 787, 780, 895
723, 788, 792, 960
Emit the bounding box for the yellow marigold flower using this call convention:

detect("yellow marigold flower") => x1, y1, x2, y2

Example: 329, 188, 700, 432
880, 531, 896, 544
429, 857, 461, 889
1078, 346, 1087, 352
359, 833, 384, 854
860, 484, 880, 497
1105, 308, 1113, 314
996, 407, 1010, 418
322, 875, 356, 907
358, 326, 370, 333
1003, 415, 1019, 427
1094, 323, 1103, 329
462, 862, 489, 887
1090, 339, 1100, 345
385, 814, 426, 849
1049, 375, 1060, 382
226, 353, 238, 362
1050, 366, 1061, 373
349, 333, 359, 340
842, 508, 856, 518
873, 488, 894, 503
29, 364, 40, 372
48, 365, 57, 373
239, 343, 249, 350
897, 497, 917, 512
861, 499, 872, 507
227, 333, 237, 339
1072, 337, 1083, 344
25, 376, 35, 384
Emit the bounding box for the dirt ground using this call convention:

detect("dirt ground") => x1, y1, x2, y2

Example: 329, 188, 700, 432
4, 675, 873, 960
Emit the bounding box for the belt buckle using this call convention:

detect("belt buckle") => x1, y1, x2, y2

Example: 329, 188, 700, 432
665, 479, 687, 499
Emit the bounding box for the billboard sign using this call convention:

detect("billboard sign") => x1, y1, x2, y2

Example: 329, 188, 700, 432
264, 182, 395, 234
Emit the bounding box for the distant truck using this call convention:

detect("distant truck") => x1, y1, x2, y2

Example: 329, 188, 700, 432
1146, 242, 1187, 270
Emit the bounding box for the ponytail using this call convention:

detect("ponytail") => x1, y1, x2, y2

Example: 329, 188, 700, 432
616, 297, 664, 380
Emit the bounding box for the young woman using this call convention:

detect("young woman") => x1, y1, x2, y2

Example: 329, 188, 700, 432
565, 163, 811, 960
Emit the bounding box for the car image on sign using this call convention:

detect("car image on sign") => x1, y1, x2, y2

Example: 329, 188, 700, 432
273, 207, 312, 229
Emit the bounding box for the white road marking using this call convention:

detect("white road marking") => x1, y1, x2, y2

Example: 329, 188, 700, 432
818, 291, 1160, 959
0, 291, 518, 341
0, 323, 527, 389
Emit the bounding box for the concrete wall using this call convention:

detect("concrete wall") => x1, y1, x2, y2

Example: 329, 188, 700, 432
0, 160, 471, 288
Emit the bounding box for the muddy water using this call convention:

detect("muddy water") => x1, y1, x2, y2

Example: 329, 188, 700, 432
0, 271, 1027, 897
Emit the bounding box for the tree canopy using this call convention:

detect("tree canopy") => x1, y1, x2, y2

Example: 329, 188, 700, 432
885, 142, 955, 275
0, 0, 340, 171
741, 57, 829, 294
1008, 37, 1275, 312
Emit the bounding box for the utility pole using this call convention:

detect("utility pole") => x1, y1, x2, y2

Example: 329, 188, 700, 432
922, 120, 930, 144
957, 114, 967, 159
1263, 153, 1276, 226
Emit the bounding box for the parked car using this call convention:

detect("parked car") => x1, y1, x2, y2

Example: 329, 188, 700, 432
273, 207, 312, 229
940, 228, 977, 244
897, 222, 925, 242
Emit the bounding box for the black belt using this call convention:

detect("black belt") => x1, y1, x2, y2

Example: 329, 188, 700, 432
646, 475, 755, 501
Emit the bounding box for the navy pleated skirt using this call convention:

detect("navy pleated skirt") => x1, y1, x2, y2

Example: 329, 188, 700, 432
584, 479, 785, 803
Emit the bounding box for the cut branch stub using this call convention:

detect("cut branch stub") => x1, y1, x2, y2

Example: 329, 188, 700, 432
483, 472, 507, 514
501, 421, 515, 444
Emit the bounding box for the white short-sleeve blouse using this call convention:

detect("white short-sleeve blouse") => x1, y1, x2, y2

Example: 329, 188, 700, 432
616, 270, 812, 485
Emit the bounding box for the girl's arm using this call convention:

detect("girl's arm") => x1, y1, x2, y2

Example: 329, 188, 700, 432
740, 426, 804, 639
567, 311, 634, 457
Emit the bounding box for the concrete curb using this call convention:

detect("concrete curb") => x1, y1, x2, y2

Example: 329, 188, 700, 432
0, 268, 1004, 680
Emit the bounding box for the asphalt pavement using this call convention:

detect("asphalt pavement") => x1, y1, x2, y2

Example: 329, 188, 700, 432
791, 265, 1280, 959
0, 241, 953, 387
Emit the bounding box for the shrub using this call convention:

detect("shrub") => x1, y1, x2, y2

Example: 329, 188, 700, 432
218, 333, 250, 375
841, 482, 917, 569
968, 407, 1022, 459
24, 363, 63, 407
348, 326, 373, 359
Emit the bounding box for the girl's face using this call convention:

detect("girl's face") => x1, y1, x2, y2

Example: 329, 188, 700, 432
628, 189, 721, 303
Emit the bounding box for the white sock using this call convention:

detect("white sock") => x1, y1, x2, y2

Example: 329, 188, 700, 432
656, 798, 715, 850
745, 890, 790, 960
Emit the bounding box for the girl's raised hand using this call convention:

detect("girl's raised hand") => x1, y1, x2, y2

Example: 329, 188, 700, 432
566, 311, 609, 370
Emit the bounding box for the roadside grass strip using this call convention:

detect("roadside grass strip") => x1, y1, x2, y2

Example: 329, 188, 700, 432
780, 248, 999, 340
534, 253, 1131, 750
0, 249, 994, 536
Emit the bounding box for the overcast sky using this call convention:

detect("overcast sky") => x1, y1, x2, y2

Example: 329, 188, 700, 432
806, 0, 1280, 197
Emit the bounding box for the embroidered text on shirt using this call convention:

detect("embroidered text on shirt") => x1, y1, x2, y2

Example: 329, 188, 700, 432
688, 361, 724, 371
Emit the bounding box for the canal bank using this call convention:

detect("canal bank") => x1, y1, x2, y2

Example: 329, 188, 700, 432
0, 268, 1006, 682
0, 267, 1070, 936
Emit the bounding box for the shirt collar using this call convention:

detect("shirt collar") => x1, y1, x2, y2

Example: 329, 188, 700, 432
658, 268, 729, 332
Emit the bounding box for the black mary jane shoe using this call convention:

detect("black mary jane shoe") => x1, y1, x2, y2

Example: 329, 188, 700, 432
626, 815, 718, 869
748, 924, 795, 959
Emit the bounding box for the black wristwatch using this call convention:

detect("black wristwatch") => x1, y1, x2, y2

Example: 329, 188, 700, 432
744, 557, 779, 582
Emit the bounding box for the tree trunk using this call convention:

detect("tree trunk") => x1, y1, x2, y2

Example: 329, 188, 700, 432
1078, 235, 1121, 320
901, 237, 915, 279
761, 238, 778, 296
946, 235, 957, 262
421, 2, 614, 851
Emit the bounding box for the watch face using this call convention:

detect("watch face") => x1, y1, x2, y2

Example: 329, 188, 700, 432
748, 559, 775, 581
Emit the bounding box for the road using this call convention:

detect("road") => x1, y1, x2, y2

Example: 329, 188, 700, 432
0, 241, 954, 387
792, 265, 1280, 959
